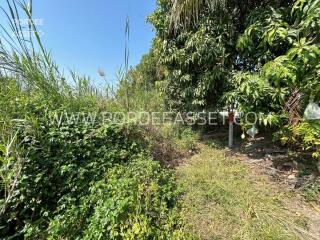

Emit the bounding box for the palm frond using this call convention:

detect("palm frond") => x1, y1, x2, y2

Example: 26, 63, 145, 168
170, 0, 226, 32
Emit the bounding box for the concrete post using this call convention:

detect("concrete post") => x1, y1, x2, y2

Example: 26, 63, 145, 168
228, 112, 234, 148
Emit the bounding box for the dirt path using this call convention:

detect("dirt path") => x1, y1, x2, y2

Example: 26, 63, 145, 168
176, 143, 320, 240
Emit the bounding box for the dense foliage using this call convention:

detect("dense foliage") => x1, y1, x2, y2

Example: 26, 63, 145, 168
47, 159, 184, 239
148, 0, 290, 110
148, 0, 320, 160
1, 112, 188, 239
229, 0, 320, 157
1, 0, 320, 238
0, 1, 191, 239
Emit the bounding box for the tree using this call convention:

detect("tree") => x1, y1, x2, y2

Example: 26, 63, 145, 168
148, 0, 289, 111
224, 0, 320, 157
169, 0, 288, 33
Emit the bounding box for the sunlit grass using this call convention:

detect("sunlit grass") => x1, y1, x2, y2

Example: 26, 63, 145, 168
177, 144, 310, 240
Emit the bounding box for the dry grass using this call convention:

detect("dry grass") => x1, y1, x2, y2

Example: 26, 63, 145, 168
176, 144, 313, 240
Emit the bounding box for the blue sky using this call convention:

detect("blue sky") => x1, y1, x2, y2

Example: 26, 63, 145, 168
30, 0, 156, 86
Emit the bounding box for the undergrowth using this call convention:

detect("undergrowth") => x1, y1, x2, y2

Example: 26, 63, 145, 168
0, 1, 194, 239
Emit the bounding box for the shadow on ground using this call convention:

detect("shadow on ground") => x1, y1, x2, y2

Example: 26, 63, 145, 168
200, 126, 320, 203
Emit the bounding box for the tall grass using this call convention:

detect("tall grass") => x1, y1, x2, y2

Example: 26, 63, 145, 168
0, 0, 114, 113
0, 0, 164, 115
0, 0, 62, 94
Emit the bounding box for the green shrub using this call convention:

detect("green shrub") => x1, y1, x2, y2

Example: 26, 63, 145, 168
47, 159, 186, 240
295, 121, 320, 159
176, 128, 198, 151
0, 113, 190, 239
0, 116, 146, 238
159, 124, 198, 151
276, 120, 320, 163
